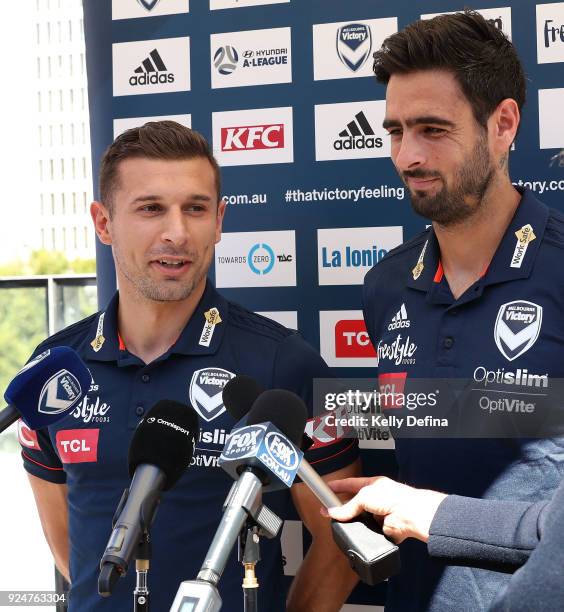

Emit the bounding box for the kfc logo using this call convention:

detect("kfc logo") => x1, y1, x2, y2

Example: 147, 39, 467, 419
56, 429, 99, 464
335, 320, 376, 358
221, 124, 284, 151
319, 310, 378, 367
17, 420, 41, 451
213, 107, 293, 166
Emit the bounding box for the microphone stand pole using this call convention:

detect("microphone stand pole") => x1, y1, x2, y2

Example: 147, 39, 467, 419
239, 523, 260, 612
133, 527, 151, 611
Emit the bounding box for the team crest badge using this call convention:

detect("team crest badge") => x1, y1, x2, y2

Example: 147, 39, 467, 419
494, 300, 542, 361
189, 367, 235, 422
137, 0, 160, 10
336, 23, 372, 72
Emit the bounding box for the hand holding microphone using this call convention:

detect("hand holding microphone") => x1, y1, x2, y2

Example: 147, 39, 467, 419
221, 375, 401, 585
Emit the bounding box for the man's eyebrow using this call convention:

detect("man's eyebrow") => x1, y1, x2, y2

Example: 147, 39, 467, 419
382, 116, 456, 129
130, 194, 213, 204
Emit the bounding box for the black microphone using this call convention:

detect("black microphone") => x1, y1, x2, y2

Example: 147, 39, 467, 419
98, 400, 199, 596
226, 380, 401, 585
222, 375, 314, 450
1, 346, 91, 433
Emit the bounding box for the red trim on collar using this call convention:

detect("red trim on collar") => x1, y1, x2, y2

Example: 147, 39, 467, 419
118, 333, 126, 352
433, 261, 488, 284
433, 261, 444, 283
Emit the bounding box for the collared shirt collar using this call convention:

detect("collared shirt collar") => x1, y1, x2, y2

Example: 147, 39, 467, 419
84, 280, 229, 363
406, 188, 549, 295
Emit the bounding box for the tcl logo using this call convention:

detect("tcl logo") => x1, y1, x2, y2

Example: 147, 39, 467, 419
378, 372, 407, 409
56, 429, 99, 463
17, 420, 41, 451
221, 124, 284, 151
335, 320, 376, 358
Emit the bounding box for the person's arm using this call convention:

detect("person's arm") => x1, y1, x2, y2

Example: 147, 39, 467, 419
286, 459, 361, 612
27, 474, 70, 582
327, 476, 546, 569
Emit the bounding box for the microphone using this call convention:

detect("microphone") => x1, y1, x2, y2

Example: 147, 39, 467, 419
226, 381, 401, 585
98, 400, 199, 596
222, 375, 314, 450
1, 346, 91, 433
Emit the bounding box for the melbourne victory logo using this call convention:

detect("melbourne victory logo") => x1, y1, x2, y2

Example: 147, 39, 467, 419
494, 300, 543, 361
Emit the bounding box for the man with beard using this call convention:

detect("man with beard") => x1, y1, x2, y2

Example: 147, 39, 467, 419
19, 122, 360, 611
360, 10, 564, 612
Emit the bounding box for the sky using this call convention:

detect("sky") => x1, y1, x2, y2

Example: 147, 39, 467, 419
0, 2, 42, 264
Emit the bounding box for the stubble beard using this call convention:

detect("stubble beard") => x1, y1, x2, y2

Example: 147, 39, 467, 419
113, 246, 211, 303
404, 132, 495, 227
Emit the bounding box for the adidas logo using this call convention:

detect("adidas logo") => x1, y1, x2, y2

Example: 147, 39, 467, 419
129, 49, 175, 86
333, 111, 383, 151
388, 303, 410, 331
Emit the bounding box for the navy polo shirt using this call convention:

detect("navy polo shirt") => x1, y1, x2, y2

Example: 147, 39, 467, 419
20, 281, 358, 612
363, 189, 564, 612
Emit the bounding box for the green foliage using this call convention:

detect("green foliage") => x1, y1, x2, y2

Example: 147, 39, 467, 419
0, 250, 96, 277
0, 252, 98, 451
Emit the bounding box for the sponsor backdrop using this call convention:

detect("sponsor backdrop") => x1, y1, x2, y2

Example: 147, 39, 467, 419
83, 1, 564, 609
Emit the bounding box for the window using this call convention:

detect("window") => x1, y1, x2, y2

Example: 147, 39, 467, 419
49, 159, 54, 180
40, 194, 45, 216
39, 160, 43, 181
83, 192, 87, 213
70, 88, 74, 110
36, 23, 40, 45
84, 226, 88, 248
62, 227, 66, 250
47, 56, 52, 78
59, 90, 63, 112
60, 124, 64, 145
61, 192, 66, 214
48, 90, 52, 112
41, 228, 45, 249
61, 159, 65, 181
72, 192, 77, 214
37, 91, 41, 112
47, 22, 51, 44
71, 123, 75, 145
52, 227, 56, 250
72, 158, 76, 179
51, 194, 55, 215
82, 157, 87, 179
69, 20, 73, 41
37, 57, 41, 79
49, 125, 53, 146
73, 226, 77, 249
38, 125, 42, 147
69, 53, 73, 76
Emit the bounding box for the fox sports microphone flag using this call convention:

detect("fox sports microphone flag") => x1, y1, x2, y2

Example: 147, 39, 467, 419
2, 346, 92, 432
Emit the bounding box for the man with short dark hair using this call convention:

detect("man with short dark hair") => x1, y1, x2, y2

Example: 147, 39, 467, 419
20, 121, 360, 611
357, 10, 564, 611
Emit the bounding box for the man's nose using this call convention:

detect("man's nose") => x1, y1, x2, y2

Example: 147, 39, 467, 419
161, 209, 189, 247
393, 132, 426, 173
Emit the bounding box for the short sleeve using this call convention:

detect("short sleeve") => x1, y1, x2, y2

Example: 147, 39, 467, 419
18, 419, 66, 484
272, 333, 359, 476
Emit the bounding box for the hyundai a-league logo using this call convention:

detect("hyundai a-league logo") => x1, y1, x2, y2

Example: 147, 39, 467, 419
137, 0, 161, 10
214, 46, 239, 75
189, 367, 235, 422
494, 300, 543, 361
38, 369, 82, 415
336, 23, 372, 72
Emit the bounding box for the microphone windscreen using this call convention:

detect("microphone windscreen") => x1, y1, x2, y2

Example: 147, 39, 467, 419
4, 346, 92, 430
247, 389, 307, 446
128, 400, 199, 490
222, 375, 264, 421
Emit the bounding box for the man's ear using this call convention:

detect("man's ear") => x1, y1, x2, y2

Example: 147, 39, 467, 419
492, 98, 520, 154
90, 201, 112, 245
215, 199, 227, 244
